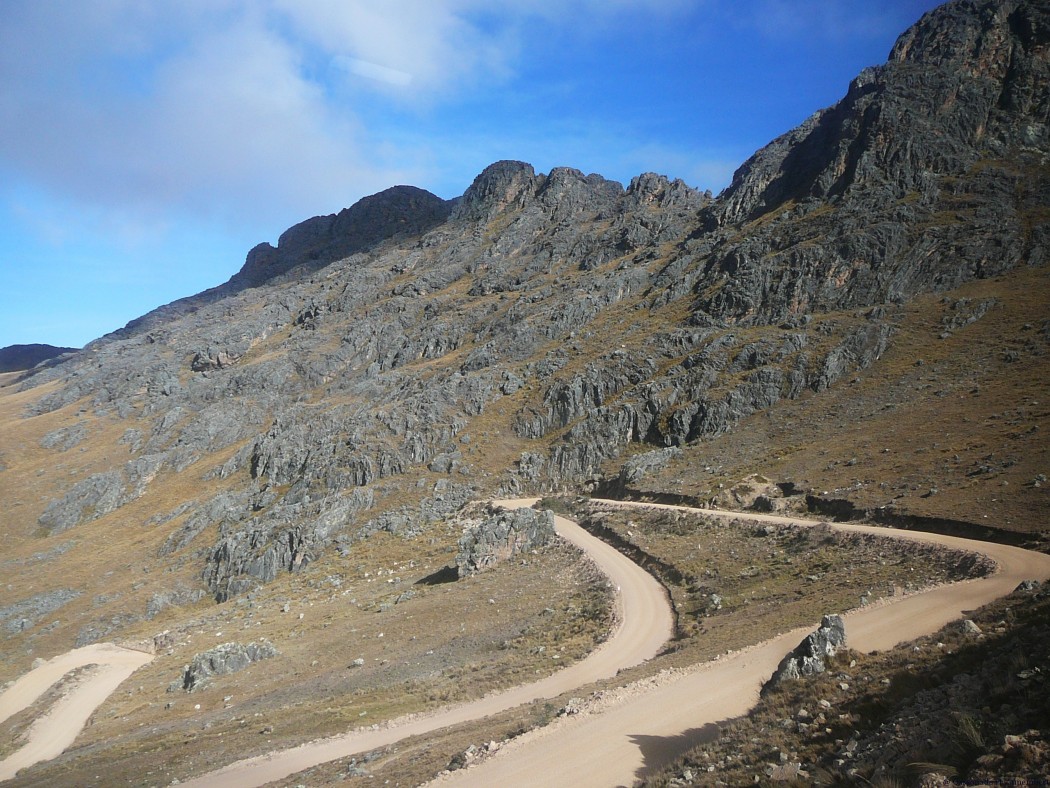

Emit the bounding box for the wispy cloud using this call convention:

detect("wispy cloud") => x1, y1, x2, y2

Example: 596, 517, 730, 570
0, 0, 706, 239
332, 57, 414, 87
0, 0, 929, 246
0, 2, 417, 235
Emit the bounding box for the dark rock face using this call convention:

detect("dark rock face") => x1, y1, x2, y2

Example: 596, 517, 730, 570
764, 614, 847, 693
456, 507, 557, 577
718, 0, 1049, 226
692, 0, 1049, 326
233, 185, 453, 289
17, 0, 1049, 602
0, 343, 78, 373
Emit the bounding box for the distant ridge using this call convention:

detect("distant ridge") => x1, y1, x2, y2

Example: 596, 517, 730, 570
0, 343, 78, 373
102, 185, 452, 342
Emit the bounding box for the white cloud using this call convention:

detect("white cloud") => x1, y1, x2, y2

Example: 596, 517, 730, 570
272, 0, 515, 99
332, 57, 414, 87
0, 2, 421, 237
0, 0, 706, 245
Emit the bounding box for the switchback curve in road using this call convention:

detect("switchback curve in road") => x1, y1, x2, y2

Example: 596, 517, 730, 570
0, 643, 154, 782
437, 500, 1050, 787
8, 499, 1048, 787
178, 498, 674, 788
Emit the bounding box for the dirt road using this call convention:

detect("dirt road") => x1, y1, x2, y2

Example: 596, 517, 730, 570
0, 643, 154, 782
436, 500, 1050, 787
7, 499, 1048, 787
178, 498, 673, 788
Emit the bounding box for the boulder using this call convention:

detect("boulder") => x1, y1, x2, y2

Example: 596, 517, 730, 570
182, 639, 278, 691
456, 507, 556, 577
618, 447, 682, 486
764, 614, 846, 693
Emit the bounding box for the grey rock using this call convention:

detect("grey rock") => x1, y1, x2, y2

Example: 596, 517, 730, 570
953, 618, 984, 635
146, 586, 207, 619
182, 639, 279, 691
940, 297, 996, 335
202, 486, 375, 601
764, 614, 847, 693
14, 0, 1046, 601
1, 589, 81, 636
75, 613, 140, 647
37, 452, 167, 533
37, 470, 125, 534
618, 447, 682, 485
354, 482, 471, 542
40, 422, 87, 451
712, 474, 784, 511
515, 357, 657, 439
456, 506, 556, 577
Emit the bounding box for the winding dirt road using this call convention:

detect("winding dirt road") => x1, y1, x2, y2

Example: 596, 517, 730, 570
435, 501, 1050, 787
178, 499, 673, 788
0, 643, 154, 782
5, 499, 1048, 786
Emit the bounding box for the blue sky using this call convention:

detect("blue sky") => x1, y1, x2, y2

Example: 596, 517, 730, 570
0, 0, 942, 349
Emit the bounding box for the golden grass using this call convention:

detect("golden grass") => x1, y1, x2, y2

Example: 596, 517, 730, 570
627, 263, 1050, 539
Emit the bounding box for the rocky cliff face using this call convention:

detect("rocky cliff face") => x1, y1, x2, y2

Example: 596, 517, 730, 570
13, 0, 1049, 602
696, 0, 1048, 325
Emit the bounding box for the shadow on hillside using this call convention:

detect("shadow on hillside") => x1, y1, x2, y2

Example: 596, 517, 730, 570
415, 565, 458, 585
630, 722, 721, 782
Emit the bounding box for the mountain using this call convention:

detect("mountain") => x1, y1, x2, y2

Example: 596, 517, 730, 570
1, 1, 1047, 784
0, 343, 78, 373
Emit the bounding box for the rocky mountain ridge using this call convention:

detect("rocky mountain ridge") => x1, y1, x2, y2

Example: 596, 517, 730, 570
0, 343, 78, 373
8, 0, 1048, 613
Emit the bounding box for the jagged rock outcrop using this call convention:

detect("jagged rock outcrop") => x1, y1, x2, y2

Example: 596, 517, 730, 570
618, 447, 683, 486
181, 639, 278, 691
456, 506, 557, 577
99, 186, 451, 343
764, 614, 847, 693
201, 486, 375, 601
717, 0, 1049, 226
688, 0, 1048, 326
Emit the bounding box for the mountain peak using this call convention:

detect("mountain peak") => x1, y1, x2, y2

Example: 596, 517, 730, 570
451, 160, 539, 222
0, 343, 79, 373
234, 184, 452, 289
715, 0, 1049, 226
